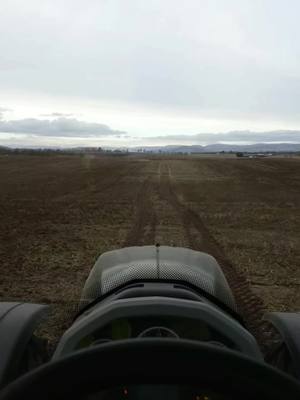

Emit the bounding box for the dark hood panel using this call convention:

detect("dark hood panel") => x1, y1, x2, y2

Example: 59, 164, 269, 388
79, 246, 237, 312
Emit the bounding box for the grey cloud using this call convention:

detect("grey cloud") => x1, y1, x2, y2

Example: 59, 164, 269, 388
0, 117, 125, 137
150, 130, 300, 144
2, 0, 300, 141
1, 0, 300, 123
40, 112, 74, 117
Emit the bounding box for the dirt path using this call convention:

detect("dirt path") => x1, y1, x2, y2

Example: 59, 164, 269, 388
123, 177, 157, 247
123, 160, 274, 350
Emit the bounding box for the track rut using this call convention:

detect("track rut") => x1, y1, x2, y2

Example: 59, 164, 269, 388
123, 161, 275, 350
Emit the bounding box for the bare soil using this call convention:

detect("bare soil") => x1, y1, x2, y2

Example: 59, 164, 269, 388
1, 154, 299, 349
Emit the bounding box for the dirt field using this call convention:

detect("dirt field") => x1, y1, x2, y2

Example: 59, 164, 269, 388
1, 154, 300, 349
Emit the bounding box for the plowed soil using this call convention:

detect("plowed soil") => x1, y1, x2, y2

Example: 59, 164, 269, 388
1, 154, 300, 350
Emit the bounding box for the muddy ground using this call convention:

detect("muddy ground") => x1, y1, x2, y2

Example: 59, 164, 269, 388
1, 154, 299, 349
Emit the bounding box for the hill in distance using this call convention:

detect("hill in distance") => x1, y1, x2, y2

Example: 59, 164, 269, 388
134, 143, 300, 153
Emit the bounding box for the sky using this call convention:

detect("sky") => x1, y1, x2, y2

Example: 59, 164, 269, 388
1, 0, 300, 147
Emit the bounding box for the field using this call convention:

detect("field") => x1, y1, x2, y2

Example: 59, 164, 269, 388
1, 154, 300, 349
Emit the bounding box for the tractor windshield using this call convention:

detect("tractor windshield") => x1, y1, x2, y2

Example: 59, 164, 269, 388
0, 0, 299, 354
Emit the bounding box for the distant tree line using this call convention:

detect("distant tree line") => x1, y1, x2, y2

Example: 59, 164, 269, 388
0, 146, 130, 156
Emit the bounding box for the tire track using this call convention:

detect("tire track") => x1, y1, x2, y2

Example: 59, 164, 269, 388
121, 160, 275, 350
123, 176, 157, 247
159, 161, 273, 350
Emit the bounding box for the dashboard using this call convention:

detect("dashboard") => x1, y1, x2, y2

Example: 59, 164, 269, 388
75, 316, 235, 350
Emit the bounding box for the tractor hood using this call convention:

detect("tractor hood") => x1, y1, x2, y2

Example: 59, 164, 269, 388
79, 246, 237, 312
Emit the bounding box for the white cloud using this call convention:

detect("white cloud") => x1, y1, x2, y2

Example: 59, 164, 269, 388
0, 106, 12, 119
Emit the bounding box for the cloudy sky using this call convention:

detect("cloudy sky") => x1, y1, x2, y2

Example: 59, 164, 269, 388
1, 0, 300, 147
